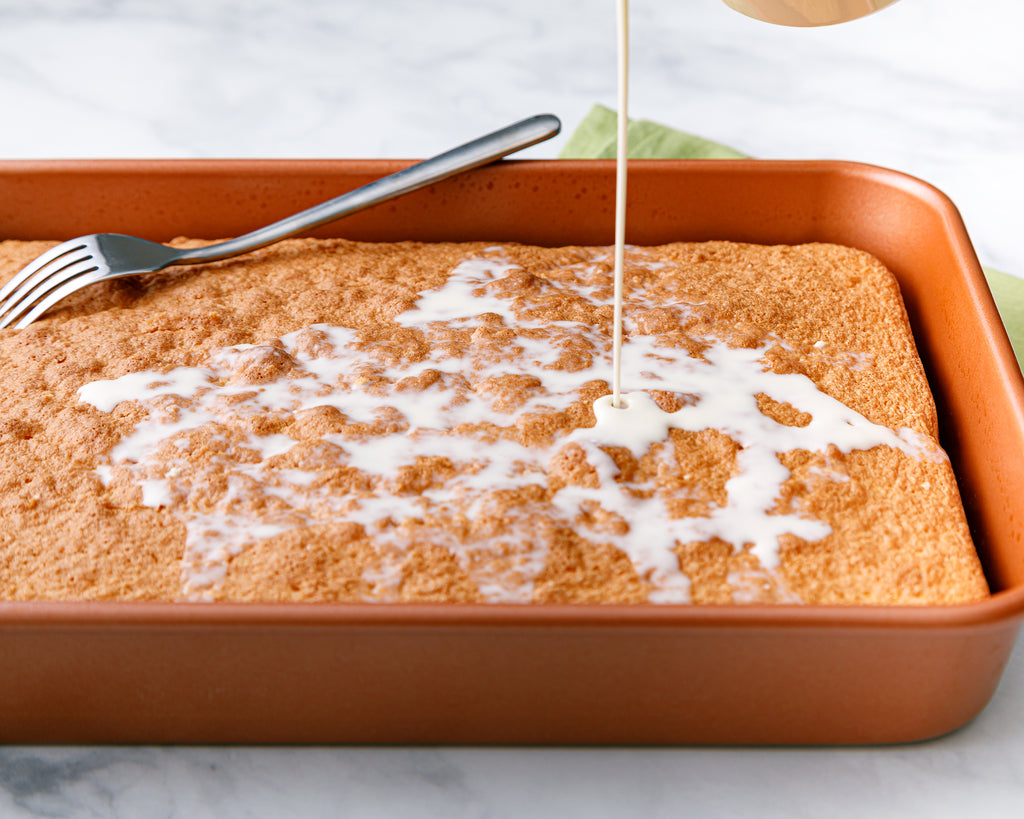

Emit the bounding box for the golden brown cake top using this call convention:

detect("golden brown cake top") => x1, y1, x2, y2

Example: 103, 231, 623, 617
0, 238, 988, 604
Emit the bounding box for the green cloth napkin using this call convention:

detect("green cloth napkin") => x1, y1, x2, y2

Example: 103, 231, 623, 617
560, 104, 747, 160
561, 104, 1024, 373
983, 267, 1024, 372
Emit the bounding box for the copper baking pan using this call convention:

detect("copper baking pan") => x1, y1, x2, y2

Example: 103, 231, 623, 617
1, 158, 1023, 745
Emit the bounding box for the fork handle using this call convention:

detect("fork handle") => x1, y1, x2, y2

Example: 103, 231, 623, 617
171, 114, 561, 265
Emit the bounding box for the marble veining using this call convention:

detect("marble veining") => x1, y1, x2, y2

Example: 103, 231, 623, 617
1, 0, 1023, 816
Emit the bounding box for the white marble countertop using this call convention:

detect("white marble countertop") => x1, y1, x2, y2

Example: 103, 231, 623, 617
1, 0, 1023, 816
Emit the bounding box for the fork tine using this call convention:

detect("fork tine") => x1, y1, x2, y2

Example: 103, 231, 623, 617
0, 253, 97, 313
0, 256, 102, 329
0, 253, 98, 320
9, 268, 111, 330
3, 267, 110, 330
0, 240, 90, 303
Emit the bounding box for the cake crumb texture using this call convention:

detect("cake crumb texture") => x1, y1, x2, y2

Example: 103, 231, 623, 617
0, 238, 989, 604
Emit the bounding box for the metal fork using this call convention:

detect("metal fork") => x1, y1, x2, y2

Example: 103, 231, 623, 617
0, 114, 561, 330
